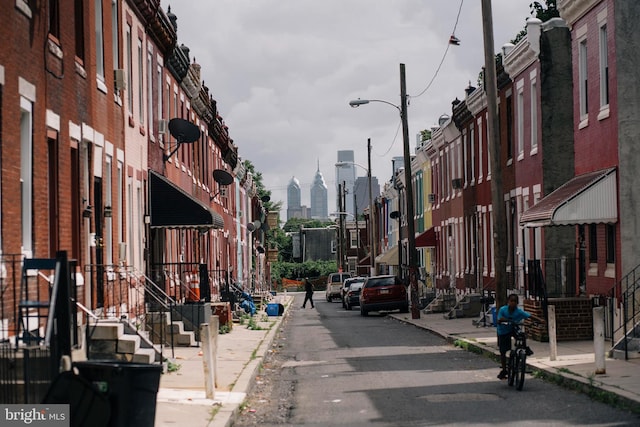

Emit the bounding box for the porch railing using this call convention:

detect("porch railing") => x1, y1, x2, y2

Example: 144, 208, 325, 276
602, 263, 640, 359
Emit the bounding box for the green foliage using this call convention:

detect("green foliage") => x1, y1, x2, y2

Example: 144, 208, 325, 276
530, 0, 560, 22
165, 359, 181, 372
271, 260, 337, 285
419, 129, 432, 142
283, 218, 335, 233
219, 324, 231, 334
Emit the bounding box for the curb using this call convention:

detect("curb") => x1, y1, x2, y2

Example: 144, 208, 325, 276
212, 297, 292, 427
390, 315, 640, 415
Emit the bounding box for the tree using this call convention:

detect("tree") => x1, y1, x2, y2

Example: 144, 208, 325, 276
530, 0, 560, 22
419, 129, 432, 142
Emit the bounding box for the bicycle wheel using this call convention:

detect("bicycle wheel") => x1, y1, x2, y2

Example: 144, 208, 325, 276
507, 350, 516, 386
516, 350, 526, 391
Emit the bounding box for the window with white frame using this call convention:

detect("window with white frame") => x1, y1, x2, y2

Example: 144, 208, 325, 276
599, 24, 609, 110
138, 38, 144, 124
111, 0, 119, 70
530, 77, 538, 152
147, 49, 153, 134
349, 229, 358, 248
579, 38, 588, 120
105, 155, 113, 265
517, 82, 524, 158
462, 130, 468, 186
470, 125, 475, 184
117, 159, 123, 248
477, 118, 483, 182
20, 97, 33, 255
94, 0, 105, 82
126, 24, 133, 113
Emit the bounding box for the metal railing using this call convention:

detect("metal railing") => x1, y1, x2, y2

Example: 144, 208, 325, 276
602, 263, 640, 359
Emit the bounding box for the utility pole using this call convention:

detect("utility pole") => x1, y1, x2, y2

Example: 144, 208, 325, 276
481, 0, 507, 308
367, 138, 377, 277
400, 63, 420, 319
338, 182, 344, 272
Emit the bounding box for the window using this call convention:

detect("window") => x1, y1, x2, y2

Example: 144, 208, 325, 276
477, 118, 483, 182
126, 24, 133, 112
506, 95, 513, 160
94, 0, 105, 80
579, 39, 588, 120
606, 224, 615, 264
530, 79, 538, 152
74, 0, 84, 62
470, 125, 475, 184
111, 0, 119, 70
105, 155, 113, 265
599, 24, 609, 109
589, 224, 597, 262
517, 86, 524, 158
462, 131, 468, 186
157, 66, 163, 137
117, 159, 123, 248
147, 50, 153, 132
138, 38, 144, 124
20, 97, 33, 255
49, 0, 60, 40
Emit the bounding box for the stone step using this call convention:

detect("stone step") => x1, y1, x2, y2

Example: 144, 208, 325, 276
132, 348, 156, 364
90, 322, 124, 340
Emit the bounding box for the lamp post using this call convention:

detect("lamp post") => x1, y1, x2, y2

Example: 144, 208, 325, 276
349, 63, 420, 319
336, 151, 377, 277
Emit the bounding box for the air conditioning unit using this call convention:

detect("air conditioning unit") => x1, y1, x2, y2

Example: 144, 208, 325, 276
452, 178, 463, 189
118, 242, 127, 261
428, 193, 436, 203
158, 119, 168, 135
114, 69, 126, 90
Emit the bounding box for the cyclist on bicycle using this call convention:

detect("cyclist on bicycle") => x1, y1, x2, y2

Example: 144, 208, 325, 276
496, 293, 531, 380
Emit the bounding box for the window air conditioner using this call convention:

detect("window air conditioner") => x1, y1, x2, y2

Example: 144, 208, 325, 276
452, 178, 463, 189
428, 193, 436, 203
114, 69, 126, 91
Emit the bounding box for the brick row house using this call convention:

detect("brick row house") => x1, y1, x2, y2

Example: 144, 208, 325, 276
0, 1, 267, 351
374, 1, 640, 344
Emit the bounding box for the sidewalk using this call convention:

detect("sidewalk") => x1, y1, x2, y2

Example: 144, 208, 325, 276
155, 294, 293, 427
154, 297, 640, 427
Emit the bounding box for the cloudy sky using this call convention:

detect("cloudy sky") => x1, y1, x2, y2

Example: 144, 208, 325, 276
160, 0, 535, 217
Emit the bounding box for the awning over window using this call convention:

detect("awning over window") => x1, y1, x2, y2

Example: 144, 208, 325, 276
416, 227, 437, 248
149, 170, 224, 230
520, 168, 617, 228
375, 245, 399, 265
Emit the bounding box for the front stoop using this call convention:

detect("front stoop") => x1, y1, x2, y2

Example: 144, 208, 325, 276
611, 337, 640, 360
147, 312, 197, 347
444, 294, 482, 319
424, 293, 457, 314
88, 322, 157, 363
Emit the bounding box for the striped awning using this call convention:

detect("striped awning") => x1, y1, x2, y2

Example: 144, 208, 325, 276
520, 168, 617, 228
149, 170, 224, 230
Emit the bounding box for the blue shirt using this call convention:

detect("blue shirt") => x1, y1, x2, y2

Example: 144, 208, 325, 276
496, 305, 531, 336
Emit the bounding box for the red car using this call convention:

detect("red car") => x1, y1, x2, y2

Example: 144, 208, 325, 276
359, 275, 409, 316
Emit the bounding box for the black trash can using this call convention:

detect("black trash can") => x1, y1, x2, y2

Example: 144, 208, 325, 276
73, 361, 162, 427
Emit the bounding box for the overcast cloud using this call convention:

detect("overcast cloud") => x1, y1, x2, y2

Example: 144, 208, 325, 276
160, 0, 535, 217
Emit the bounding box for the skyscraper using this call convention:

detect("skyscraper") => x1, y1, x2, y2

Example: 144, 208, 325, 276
287, 176, 305, 220
336, 150, 356, 216
310, 161, 328, 219
354, 176, 380, 215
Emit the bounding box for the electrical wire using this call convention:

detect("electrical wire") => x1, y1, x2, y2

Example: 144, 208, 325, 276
411, 0, 464, 99
372, 119, 403, 158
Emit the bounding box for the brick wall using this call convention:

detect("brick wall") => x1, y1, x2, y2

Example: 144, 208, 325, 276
525, 298, 593, 341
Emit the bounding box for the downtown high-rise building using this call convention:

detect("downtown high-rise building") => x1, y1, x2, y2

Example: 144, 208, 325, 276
310, 162, 328, 219
287, 176, 308, 220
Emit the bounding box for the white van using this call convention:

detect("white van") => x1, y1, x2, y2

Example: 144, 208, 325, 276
325, 272, 352, 302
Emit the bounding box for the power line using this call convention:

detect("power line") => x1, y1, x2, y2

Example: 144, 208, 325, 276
411, 0, 464, 99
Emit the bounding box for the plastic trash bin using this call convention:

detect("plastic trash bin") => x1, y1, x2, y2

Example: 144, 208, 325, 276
266, 303, 284, 316
73, 361, 162, 427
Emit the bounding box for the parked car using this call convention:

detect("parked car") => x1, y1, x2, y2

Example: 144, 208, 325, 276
341, 277, 367, 307
359, 275, 408, 316
325, 272, 352, 302
343, 281, 365, 310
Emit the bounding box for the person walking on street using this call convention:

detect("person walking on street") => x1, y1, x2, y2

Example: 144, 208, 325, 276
302, 278, 315, 308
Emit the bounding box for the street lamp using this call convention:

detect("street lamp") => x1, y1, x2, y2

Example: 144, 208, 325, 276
349, 63, 420, 319
335, 144, 377, 278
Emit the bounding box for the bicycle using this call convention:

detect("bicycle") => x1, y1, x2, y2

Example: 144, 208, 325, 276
500, 321, 534, 391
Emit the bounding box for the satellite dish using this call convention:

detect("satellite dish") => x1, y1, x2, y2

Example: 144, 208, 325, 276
168, 118, 200, 143
252, 220, 262, 230
213, 169, 234, 186
247, 222, 256, 232
261, 195, 270, 203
